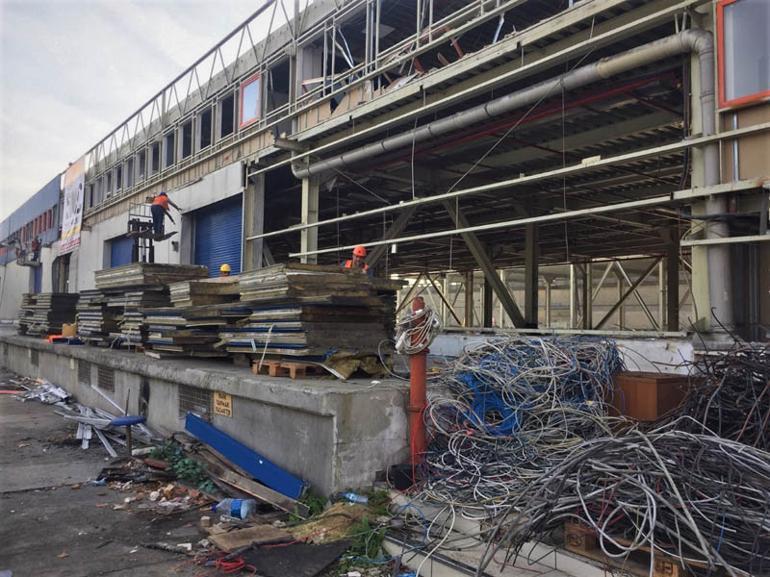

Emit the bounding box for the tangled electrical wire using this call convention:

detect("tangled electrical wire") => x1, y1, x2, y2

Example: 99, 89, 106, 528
419, 337, 626, 519
394, 304, 440, 355
480, 419, 770, 577
663, 342, 770, 451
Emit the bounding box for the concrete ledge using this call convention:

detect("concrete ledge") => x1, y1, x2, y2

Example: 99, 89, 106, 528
0, 333, 409, 495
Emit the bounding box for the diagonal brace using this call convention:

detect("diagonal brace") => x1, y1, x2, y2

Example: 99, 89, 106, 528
595, 258, 662, 329
443, 201, 525, 327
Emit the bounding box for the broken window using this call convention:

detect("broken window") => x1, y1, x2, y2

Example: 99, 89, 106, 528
219, 92, 235, 138
181, 119, 193, 159
115, 165, 122, 191
137, 149, 146, 181
150, 142, 161, 174
239, 73, 262, 127
106, 171, 113, 196
199, 107, 213, 150
163, 132, 175, 168
126, 158, 134, 188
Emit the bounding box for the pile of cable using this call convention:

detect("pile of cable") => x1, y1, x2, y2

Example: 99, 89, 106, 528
666, 342, 770, 451
419, 337, 626, 520
480, 420, 770, 577
394, 303, 440, 355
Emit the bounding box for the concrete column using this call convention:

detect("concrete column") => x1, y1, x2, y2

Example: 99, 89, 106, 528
300, 177, 319, 264
582, 262, 592, 330
483, 275, 494, 327
524, 223, 539, 328
688, 29, 732, 331
569, 264, 577, 329
658, 260, 666, 330
667, 243, 680, 331
543, 276, 553, 328
464, 271, 474, 327
616, 272, 625, 330
243, 173, 265, 271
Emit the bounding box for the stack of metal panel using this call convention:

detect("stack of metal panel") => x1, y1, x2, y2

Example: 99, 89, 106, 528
168, 276, 240, 307
144, 303, 250, 358
220, 264, 390, 358
75, 289, 118, 344
94, 263, 208, 289
92, 263, 209, 348
17, 293, 79, 336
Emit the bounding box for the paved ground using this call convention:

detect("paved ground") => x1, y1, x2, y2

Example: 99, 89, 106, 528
0, 367, 201, 577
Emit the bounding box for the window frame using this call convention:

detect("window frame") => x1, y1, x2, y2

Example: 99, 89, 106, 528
717, 0, 770, 108
238, 73, 263, 129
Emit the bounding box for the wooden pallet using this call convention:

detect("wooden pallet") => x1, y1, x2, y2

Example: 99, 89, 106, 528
563, 519, 721, 577
251, 360, 326, 379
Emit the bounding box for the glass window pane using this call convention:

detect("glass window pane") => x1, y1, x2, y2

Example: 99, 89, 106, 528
240, 77, 262, 125
724, 0, 770, 102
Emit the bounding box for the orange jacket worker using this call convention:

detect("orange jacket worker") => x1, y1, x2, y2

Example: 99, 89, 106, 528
150, 192, 182, 239
343, 245, 370, 273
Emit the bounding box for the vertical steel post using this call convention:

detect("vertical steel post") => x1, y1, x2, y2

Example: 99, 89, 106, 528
667, 242, 680, 331
409, 296, 428, 466
658, 260, 666, 330
464, 271, 474, 327
569, 264, 577, 329
524, 222, 539, 327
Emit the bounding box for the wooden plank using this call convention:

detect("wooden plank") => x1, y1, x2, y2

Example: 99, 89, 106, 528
208, 524, 292, 552
218, 469, 309, 518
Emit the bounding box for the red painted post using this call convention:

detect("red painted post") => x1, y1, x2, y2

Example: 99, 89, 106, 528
408, 296, 428, 466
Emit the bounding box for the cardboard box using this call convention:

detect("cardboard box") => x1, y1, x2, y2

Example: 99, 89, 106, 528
61, 323, 77, 338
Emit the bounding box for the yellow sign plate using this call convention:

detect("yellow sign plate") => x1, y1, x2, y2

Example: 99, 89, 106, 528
213, 391, 233, 417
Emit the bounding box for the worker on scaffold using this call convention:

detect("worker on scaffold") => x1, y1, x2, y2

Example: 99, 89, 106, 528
343, 245, 371, 275
150, 191, 182, 240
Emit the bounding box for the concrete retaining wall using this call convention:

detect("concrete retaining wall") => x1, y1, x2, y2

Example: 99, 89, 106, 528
0, 334, 409, 496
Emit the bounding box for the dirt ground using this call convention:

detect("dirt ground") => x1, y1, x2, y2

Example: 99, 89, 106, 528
0, 367, 203, 577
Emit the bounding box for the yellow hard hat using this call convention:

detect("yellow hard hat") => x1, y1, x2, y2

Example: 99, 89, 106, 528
219, 263, 231, 273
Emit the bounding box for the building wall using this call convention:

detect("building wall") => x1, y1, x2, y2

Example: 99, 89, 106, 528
0, 262, 31, 320
70, 162, 244, 289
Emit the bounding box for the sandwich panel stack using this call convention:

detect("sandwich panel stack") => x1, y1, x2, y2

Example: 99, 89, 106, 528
75, 289, 119, 344
220, 264, 390, 358
17, 293, 79, 336
144, 303, 250, 358
169, 276, 241, 308
92, 263, 208, 349
94, 263, 208, 290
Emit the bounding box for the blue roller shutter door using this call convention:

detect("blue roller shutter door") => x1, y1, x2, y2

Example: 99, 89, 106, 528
194, 195, 242, 277
33, 265, 42, 294
110, 235, 134, 267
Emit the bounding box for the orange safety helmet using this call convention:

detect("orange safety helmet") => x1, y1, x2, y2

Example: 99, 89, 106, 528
352, 245, 367, 258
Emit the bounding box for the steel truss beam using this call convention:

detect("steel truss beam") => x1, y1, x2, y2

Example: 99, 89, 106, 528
595, 258, 662, 329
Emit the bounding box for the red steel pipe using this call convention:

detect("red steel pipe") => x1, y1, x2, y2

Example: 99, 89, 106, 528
408, 296, 428, 466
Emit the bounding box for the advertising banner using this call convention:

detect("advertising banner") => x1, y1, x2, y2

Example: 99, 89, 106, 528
58, 157, 85, 255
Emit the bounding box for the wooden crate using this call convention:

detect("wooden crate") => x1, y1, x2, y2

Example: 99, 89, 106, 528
611, 371, 690, 421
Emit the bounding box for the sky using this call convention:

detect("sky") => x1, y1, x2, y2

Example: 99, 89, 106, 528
0, 0, 263, 222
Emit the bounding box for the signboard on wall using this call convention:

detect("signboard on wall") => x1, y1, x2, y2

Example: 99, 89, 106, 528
58, 157, 85, 255
213, 391, 233, 417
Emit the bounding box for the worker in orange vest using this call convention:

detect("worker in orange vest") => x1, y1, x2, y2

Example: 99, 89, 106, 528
150, 192, 182, 240
344, 245, 370, 274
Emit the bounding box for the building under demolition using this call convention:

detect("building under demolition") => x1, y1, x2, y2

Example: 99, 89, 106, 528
1, 3, 770, 574
2, 0, 769, 337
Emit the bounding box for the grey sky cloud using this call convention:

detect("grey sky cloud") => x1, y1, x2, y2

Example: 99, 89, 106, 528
0, 0, 259, 221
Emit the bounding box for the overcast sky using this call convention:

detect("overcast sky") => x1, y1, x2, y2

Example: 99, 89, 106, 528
0, 0, 262, 221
